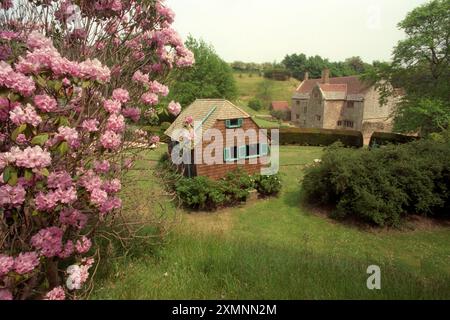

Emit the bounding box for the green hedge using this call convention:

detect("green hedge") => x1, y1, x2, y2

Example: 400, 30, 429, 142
369, 132, 419, 148
277, 128, 363, 148
303, 140, 450, 227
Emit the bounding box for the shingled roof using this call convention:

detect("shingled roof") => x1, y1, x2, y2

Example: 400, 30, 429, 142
293, 75, 372, 100
271, 101, 290, 112
164, 99, 251, 139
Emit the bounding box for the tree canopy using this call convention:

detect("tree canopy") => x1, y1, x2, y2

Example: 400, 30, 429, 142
168, 37, 238, 108
367, 0, 450, 136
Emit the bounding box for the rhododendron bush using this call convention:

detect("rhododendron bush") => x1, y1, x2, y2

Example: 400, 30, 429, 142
0, 0, 193, 300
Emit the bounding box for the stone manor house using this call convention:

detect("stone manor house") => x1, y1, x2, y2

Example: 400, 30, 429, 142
291, 69, 399, 143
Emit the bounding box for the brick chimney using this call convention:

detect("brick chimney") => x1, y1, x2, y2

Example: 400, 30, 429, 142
322, 69, 330, 84
304, 72, 309, 81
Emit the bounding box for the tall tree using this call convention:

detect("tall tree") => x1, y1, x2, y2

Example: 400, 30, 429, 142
168, 37, 238, 108
367, 0, 450, 135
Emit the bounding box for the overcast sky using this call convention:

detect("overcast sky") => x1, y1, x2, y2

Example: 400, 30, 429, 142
166, 0, 429, 63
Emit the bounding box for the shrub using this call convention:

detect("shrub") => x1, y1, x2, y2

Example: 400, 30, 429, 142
254, 174, 282, 196
271, 110, 290, 121
175, 177, 225, 210
248, 99, 263, 111
369, 132, 419, 148
263, 69, 291, 81
303, 140, 450, 227
278, 128, 363, 148
221, 168, 255, 203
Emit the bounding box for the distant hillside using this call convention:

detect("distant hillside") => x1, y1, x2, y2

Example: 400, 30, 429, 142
233, 72, 299, 116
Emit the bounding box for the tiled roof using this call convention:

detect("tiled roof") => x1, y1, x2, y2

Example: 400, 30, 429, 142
271, 101, 290, 111
294, 75, 372, 100
164, 99, 251, 139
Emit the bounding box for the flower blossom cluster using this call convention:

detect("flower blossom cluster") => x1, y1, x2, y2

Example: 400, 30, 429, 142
9, 104, 42, 127
66, 259, 94, 291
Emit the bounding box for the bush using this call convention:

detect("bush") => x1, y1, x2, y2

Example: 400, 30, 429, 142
221, 168, 255, 203
303, 140, 450, 227
271, 110, 290, 121
263, 69, 291, 81
254, 174, 282, 196
278, 128, 363, 148
369, 132, 419, 148
248, 99, 263, 111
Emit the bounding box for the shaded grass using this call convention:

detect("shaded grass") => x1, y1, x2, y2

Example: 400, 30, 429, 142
92, 146, 450, 300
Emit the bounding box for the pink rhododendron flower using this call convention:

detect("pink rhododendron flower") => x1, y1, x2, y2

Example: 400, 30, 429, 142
184, 116, 193, 125
34, 192, 58, 211
0, 289, 13, 301
100, 197, 122, 214
79, 58, 111, 83
16, 134, 27, 144
9, 104, 42, 127
81, 119, 100, 132
14, 146, 51, 169
59, 209, 88, 230
58, 241, 75, 259
94, 160, 110, 173
103, 99, 122, 114
56, 126, 80, 148
100, 131, 122, 150
34, 95, 58, 112
168, 101, 181, 116
132, 70, 149, 84
90, 188, 108, 206
66, 262, 92, 291
0, 254, 14, 276
106, 114, 126, 133
31, 227, 64, 258
44, 286, 66, 300
0, 61, 36, 97
0, 184, 26, 207
150, 136, 160, 144
112, 88, 130, 103
122, 107, 141, 122
75, 236, 92, 254
102, 179, 121, 193
47, 171, 73, 190
141, 92, 159, 105
79, 170, 102, 192
27, 31, 53, 50
14, 252, 40, 275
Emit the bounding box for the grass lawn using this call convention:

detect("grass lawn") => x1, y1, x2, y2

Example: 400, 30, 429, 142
92, 146, 450, 300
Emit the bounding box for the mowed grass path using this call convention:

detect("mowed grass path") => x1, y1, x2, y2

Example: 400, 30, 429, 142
93, 146, 450, 299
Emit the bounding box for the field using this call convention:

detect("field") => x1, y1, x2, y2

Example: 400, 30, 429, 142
233, 73, 299, 116
92, 146, 450, 300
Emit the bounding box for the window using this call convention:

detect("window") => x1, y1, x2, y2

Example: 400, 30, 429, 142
225, 118, 243, 129
347, 101, 354, 108
344, 120, 354, 128
224, 143, 269, 162
337, 120, 342, 126
303, 106, 307, 114
316, 115, 321, 121
296, 100, 300, 106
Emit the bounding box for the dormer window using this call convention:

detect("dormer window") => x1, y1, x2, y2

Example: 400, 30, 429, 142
225, 118, 243, 128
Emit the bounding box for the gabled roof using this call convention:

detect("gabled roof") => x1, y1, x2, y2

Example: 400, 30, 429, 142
293, 75, 372, 100
271, 101, 290, 111
164, 99, 251, 139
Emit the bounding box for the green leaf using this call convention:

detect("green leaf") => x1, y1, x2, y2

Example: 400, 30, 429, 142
36, 75, 47, 88
31, 134, 49, 146
54, 80, 63, 92
82, 80, 91, 89
58, 141, 69, 156
58, 116, 70, 127
24, 169, 34, 181
32, 210, 39, 217
8, 170, 18, 186
3, 166, 13, 182
40, 168, 50, 177
12, 124, 27, 141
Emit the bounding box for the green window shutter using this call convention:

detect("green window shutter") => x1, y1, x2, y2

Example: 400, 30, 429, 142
260, 143, 268, 156
237, 118, 243, 127
225, 120, 231, 128
224, 147, 230, 162
238, 146, 247, 159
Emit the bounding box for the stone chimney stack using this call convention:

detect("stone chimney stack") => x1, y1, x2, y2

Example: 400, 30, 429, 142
304, 72, 309, 81
322, 69, 330, 84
